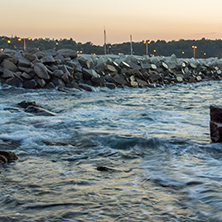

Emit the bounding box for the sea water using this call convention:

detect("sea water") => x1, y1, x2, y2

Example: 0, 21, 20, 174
0, 81, 222, 221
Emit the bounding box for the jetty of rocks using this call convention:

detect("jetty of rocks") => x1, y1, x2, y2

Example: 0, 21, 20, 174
1, 48, 222, 91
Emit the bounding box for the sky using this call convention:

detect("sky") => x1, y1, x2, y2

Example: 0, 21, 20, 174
1, 0, 222, 45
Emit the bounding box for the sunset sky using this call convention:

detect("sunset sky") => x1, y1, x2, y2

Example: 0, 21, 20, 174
2, 0, 222, 45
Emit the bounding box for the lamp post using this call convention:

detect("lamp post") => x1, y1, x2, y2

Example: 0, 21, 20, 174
143, 40, 151, 57
192, 46, 197, 58
18, 37, 31, 51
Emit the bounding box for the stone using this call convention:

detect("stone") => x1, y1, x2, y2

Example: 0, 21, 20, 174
114, 74, 127, 86
18, 57, 31, 67
37, 79, 46, 88
82, 68, 99, 80
149, 73, 161, 82
79, 83, 93, 91
41, 55, 56, 64
136, 78, 149, 87
151, 64, 157, 70
23, 79, 37, 89
2, 59, 17, 72
57, 49, 77, 59
18, 101, 57, 116
23, 53, 37, 62
45, 82, 56, 89
105, 82, 116, 89
61, 73, 70, 84
53, 70, 64, 78
196, 76, 202, 82
18, 66, 33, 73
5, 77, 23, 88
106, 64, 117, 72
34, 63, 50, 80
2, 69, 15, 79
65, 80, 81, 90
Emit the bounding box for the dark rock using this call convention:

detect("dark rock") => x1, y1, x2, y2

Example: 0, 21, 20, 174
5, 76, 23, 87
2, 59, 17, 72
45, 82, 56, 89
41, 55, 56, 64
34, 63, 50, 80
18, 66, 33, 73
114, 74, 127, 86
2, 69, 15, 79
91, 76, 104, 87
82, 68, 98, 80
23, 79, 37, 89
105, 82, 116, 89
18, 101, 57, 116
51, 77, 65, 88
0, 151, 18, 164
23, 53, 37, 62
37, 79, 46, 88
65, 80, 81, 90
210, 105, 222, 142
57, 49, 77, 59
18, 57, 31, 67
79, 83, 93, 91
21, 72, 33, 80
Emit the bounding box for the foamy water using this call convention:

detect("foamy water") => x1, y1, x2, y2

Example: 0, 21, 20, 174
0, 82, 222, 221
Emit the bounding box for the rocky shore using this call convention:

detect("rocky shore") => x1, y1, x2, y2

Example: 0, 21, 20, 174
1, 48, 222, 91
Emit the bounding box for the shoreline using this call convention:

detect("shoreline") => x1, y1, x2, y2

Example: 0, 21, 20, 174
0, 48, 222, 91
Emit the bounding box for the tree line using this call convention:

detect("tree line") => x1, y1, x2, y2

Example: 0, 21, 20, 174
0, 36, 222, 58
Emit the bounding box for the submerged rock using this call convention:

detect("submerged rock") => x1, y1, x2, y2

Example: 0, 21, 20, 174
17, 101, 57, 116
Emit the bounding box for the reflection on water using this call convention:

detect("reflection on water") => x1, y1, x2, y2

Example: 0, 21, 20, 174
1, 81, 222, 221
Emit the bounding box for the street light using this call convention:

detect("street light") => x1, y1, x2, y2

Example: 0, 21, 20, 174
7, 40, 11, 48
143, 40, 151, 57
18, 37, 32, 51
192, 46, 197, 58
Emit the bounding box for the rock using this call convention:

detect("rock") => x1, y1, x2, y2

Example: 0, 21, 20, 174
41, 55, 56, 64
37, 79, 46, 88
210, 105, 222, 142
23, 79, 37, 89
79, 83, 93, 91
105, 82, 116, 89
23, 53, 37, 62
21, 72, 33, 80
2, 69, 15, 79
18, 57, 31, 67
106, 64, 117, 72
34, 63, 50, 80
0, 151, 18, 164
57, 49, 77, 59
45, 82, 56, 89
5, 76, 23, 88
53, 70, 64, 78
82, 68, 99, 80
18, 101, 57, 116
65, 80, 81, 90
114, 74, 127, 87
2, 59, 17, 72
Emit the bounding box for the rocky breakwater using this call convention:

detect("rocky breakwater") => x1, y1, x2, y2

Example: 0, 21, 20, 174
1, 48, 222, 91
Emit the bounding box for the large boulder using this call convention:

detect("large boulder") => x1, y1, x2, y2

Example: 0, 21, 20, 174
34, 63, 50, 80
2, 59, 17, 72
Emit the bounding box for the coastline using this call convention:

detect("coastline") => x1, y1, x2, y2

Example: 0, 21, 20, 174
0, 48, 222, 91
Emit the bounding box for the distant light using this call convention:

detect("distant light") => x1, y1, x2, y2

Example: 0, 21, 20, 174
28, 37, 32, 41
18, 38, 22, 42
1, 49, 3, 52
182, 51, 184, 54
153, 50, 156, 52
93, 53, 96, 55
7, 40, 11, 44
204, 53, 206, 56
80, 51, 83, 54
77, 51, 79, 53
215, 57, 218, 59
192, 46, 197, 49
